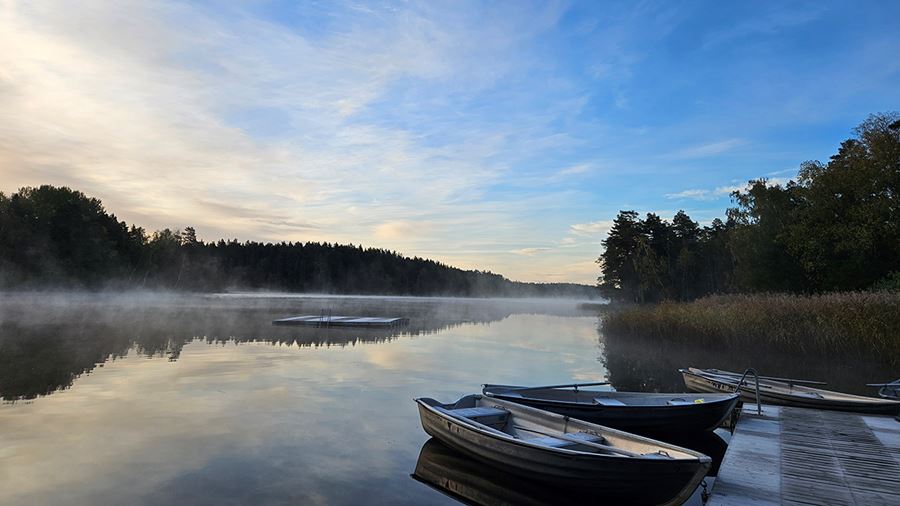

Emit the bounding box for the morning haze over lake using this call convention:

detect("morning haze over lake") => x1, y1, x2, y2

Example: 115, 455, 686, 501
2, 1, 899, 505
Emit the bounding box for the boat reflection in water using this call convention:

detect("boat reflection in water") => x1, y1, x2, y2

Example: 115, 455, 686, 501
413, 438, 607, 505
412, 431, 728, 506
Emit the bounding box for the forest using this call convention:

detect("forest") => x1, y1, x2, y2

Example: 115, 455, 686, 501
0, 187, 596, 298
598, 112, 900, 303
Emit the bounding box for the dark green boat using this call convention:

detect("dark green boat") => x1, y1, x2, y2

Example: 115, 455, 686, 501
482, 383, 739, 436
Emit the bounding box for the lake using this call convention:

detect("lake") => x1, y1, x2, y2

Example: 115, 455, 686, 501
0, 293, 892, 505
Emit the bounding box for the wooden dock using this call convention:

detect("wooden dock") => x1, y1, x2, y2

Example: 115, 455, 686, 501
272, 315, 410, 328
708, 404, 900, 505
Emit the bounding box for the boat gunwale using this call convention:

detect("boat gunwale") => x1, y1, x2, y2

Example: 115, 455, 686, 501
482, 383, 740, 408
417, 397, 619, 459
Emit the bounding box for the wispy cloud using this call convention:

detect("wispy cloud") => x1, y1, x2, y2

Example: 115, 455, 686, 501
556, 163, 592, 177
701, 4, 827, 50
512, 247, 551, 256
664, 189, 712, 200
1, 1, 897, 284
666, 139, 746, 160
554, 220, 614, 255
663, 186, 738, 200
0, 1, 583, 280
373, 220, 433, 241
665, 177, 794, 200
569, 221, 614, 237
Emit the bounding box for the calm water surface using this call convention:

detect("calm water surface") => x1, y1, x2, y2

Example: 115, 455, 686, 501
0, 293, 892, 505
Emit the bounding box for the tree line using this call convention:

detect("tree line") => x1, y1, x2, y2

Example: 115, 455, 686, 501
0, 186, 597, 297
599, 112, 900, 302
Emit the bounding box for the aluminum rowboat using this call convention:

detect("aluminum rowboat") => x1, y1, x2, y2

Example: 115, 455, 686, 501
681, 367, 900, 415
415, 394, 710, 506
867, 379, 900, 400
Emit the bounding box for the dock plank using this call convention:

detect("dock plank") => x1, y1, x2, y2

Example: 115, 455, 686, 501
708, 404, 900, 506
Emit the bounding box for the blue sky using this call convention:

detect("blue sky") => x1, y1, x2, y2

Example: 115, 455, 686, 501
2, 1, 899, 283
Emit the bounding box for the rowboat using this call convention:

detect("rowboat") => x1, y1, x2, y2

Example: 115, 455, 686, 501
681, 367, 900, 415
867, 379, 900, 400
415, 394, 711, 506
483, 382, 739, 435
414, 433, 727, 506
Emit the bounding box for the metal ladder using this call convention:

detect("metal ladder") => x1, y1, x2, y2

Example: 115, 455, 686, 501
736, 368, 762, 415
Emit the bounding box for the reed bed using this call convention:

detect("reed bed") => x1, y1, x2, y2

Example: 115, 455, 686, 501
602, 291, 900, 366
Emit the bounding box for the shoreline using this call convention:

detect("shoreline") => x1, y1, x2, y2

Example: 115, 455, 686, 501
601, 291, 900, 366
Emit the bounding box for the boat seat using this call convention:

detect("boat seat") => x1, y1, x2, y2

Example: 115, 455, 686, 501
527, 436, 576, 448
593, 397, 627, 406
526, 432, 606, 449
447, 407, 510, 428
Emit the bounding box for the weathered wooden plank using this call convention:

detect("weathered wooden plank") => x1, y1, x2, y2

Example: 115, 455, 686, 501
707, 404, 781, 506
780, 407, 900, 505
709, 402, 900, 505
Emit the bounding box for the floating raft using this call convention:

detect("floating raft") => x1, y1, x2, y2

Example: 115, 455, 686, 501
272, 315, 410, 328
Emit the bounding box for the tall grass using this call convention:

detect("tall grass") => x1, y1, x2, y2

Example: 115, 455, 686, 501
602, 292, 900, 366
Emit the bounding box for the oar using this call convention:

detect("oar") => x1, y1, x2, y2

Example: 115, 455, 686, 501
489, 381, 610, 393
512, 426, 644, 458
700, 369, 827, 386
866, 380, 900, 387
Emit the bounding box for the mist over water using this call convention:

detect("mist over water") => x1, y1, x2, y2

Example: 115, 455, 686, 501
0, 292, 605, 505
0, 292, 890, 505
0, 292, 598, 402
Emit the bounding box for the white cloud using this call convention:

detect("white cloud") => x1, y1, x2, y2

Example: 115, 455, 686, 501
569, 221, 614, 237
763, 177, 792, 187
511, 247, 551, 256
556, 163, 592, 177
0, 1, 601, 282
665, 177, 795, 200
373, 221, 432, 241
7, 1, 797, 285
664, 189, 711, 200
667, 138, 745, 159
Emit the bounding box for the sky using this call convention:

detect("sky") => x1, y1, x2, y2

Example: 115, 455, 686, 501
1, 1, 899, 284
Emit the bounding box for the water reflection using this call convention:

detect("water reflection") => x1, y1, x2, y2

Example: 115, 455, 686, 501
600, 327, 896, 396
412, 438, 608, 505
1, 293, 890, 505
0, 293, 593, 401
0, 294, 606, 505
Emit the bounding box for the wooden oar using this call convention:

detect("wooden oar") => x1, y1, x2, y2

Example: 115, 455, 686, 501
490, 381, 610, 393
512, 426, 644, 458
700, 369, 827, 386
